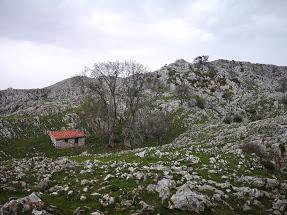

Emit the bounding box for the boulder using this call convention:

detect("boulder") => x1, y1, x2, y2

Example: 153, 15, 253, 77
90, 211, 104, 215
35, 178, 50, 190
169, 183, 212, 212
272, 199, 287, 214
155, 178, 176, 201
0, 193, 44, 215
100, 194, 115, 207
139, 201, 155, 215
136, 151, 145, 158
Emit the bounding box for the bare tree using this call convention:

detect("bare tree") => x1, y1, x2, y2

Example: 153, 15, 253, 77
122, 61, 149, 147
83, 61, 149, 148
88, 61, 123, 147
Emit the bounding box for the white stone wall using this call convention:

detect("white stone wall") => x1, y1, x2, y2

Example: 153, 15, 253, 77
77, 137, 85, 147
50, 135, 57, 145
49, 134, 85, 148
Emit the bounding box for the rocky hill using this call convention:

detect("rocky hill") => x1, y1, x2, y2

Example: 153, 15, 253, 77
1, 58, 287, 120
1, 59, 287, 119
0, 58, 287, 214
0, 76, 91, 117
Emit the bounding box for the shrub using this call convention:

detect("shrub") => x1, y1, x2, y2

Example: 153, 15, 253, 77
222, 90, 234, 100
175, 84, 191, 101
195, 95, 205, 109
168, 69, 176, 77
233, 113, 243, 123
207, 68, 217, 79
278, 78, 287, 92
231, 77, 240, 85
241, 142, 268, 159
279, 143, 286, 154
281, 96, 287, 105
223, 116, 232, 124
262, 160, 276, 171
218, 77, 227, 85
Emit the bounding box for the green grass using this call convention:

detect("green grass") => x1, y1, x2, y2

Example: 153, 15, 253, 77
0, 190, 28, 204
0, 136, 88, 161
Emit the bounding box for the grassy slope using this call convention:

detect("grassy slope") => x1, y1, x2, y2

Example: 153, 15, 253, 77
0, 106, 189, 161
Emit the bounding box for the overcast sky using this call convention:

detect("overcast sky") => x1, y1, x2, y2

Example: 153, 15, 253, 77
0, 0, 286, 89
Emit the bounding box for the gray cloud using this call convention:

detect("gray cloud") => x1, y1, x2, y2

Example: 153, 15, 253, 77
0, 0, 286, 89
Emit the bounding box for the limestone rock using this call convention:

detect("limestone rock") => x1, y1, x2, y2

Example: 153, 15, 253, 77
0, 193, 44, 215
155, 178, 176, 201
169, 183, 212, 212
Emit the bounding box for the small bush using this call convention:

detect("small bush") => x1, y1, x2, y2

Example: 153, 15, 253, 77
262, 160, 276, 171
231, 77, 240, 85
207, 68, 217, 79
233, 114, 243, 123
278, 78, 287, 92
242, 142, 268, 159
223, 116, 232, 124
279, 143, 286, 154
218, 77, 227, 85
195, 95, 205, 109
222, 90, 234, 100
281, 96, 287, 105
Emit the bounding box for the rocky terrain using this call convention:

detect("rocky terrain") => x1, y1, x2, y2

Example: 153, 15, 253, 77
1, 58, 287, 139
0, 58, 287, 214
1, 118, 287, 214
0, 76, 91, 117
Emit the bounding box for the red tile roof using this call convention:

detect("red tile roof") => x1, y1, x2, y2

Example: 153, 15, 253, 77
49, 130, 86, 140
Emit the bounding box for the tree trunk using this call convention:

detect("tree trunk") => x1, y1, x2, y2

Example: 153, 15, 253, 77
108, 131, 115, 148
156, 136, 160, 146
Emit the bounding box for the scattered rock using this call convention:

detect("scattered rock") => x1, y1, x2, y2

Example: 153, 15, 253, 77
155, 178, 176, 201
169, 183, 212, 212
80, 195, 86, 201
0, 193, 44, 215
100, 194, 115, 207
136, 151, 145, 158
139, 201, 155, 215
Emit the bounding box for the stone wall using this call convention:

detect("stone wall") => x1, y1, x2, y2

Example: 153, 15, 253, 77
53, 137, 85, 148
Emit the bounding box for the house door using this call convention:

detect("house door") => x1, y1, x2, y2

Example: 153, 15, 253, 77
75, 138, 79, 145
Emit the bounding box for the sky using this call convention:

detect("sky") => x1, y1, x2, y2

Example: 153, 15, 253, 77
0, 0, 287, 89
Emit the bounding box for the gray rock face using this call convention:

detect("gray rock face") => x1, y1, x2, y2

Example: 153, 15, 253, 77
0, 76, 91, 117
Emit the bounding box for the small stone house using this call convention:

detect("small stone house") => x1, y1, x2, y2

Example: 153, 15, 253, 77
49, 130, 86, 148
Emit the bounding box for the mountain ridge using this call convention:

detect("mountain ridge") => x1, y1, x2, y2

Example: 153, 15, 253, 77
1, 58, 287, 117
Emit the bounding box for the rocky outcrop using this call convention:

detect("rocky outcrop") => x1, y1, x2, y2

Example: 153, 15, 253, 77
0, 76, 91, 117
2, 59, 287, 121
0, 193, 44, 215
169, 183, 212, 212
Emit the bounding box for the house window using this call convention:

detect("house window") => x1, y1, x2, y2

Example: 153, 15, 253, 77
65, 139, 68, 143
75, 138, 79, 144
